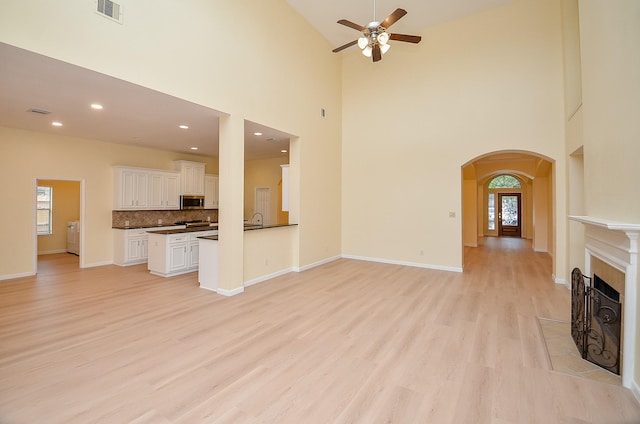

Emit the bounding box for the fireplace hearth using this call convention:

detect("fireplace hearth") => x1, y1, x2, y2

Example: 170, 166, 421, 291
571, 267, 622, 375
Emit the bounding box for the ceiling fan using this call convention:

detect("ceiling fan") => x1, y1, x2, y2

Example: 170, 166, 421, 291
332, 0, 422, 62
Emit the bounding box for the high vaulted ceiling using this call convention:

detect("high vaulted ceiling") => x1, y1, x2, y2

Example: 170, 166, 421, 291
287, 0, 517, 49
1, 1, 517, 161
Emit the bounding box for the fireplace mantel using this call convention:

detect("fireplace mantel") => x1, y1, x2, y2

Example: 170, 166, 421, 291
570, 215, 640, 233
570, 215, 639, 394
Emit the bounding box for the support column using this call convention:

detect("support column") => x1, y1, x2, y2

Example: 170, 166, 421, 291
217, 114, 245, 295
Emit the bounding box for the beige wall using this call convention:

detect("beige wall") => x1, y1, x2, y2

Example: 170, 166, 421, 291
574, 0, 640, 386
462, 179, 477, 247
341, 0, 567, 275
0, 0, 343, 281
37, 179, 80, 254
578, 1, 640, 222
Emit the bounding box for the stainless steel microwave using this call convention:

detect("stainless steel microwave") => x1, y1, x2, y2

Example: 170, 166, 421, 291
180, 195, 205, 210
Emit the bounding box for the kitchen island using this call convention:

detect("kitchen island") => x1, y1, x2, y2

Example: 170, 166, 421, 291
147, 226, 218, 277
197, 235, 218, 291
198, 223, 297, 296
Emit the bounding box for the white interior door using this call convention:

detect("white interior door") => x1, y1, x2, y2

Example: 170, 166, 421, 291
254, 187, 270, 225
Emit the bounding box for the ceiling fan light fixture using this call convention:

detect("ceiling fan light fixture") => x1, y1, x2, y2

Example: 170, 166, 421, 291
333, 6, 420, 62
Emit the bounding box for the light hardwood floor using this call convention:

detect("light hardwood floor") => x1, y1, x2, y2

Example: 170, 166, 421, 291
1, 238, 639, 423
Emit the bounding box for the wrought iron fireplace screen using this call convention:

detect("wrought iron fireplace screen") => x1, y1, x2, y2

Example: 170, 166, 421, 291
571, 267, 622, 375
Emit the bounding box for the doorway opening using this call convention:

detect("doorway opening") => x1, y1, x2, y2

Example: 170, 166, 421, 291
34, 178, 85, 272
461, 151, 554, 270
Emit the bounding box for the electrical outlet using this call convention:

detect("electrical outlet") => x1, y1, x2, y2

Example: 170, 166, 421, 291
449, 211, 456, 218
125, 220, 130, 226
419, 250, 424, 256
158, 219, 162, 225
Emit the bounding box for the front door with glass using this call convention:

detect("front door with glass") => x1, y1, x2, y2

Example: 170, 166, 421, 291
498, 193, 521, 237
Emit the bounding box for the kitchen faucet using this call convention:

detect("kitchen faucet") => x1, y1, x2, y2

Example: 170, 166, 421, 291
252, 212, 264, 227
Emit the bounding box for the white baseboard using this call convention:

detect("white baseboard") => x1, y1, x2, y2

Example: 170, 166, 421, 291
38, 249, 68, 255
0, 271, 35, 281
553, 275, 568, 287
199, 285, 218, 294
341, 254, 463, 273
294, 255, 341, 272
217, 286, 245, 297
244, 268, 294, 288
83, 260, 113, 268
632, 380, 640, 405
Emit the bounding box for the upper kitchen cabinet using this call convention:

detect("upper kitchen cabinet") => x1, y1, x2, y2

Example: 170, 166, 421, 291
113, 166, 180, 210
113, 166, 149, 210
149, 171, 180, 209
205, 174, 219, 209
174, 160, 205, 195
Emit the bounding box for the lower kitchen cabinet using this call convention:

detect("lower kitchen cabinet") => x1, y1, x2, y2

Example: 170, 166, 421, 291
147, 229, 217, 277
113, 226, 182, 266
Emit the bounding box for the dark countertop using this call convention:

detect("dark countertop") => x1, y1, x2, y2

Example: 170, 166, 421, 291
112, 224, 187, 230
242, 223, 298, 231
132, 223, 296, 235
198, 224, 296, 241
147, 226, 219, 235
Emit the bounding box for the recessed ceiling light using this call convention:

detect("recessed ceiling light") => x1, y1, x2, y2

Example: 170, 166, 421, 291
179, 125, 189, 129
254, 132, 262, 136
91, 103, 103, 110
52, 121, 63, 127
190, 147, 198, 150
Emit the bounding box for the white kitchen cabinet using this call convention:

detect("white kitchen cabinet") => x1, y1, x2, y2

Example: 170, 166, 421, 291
205, 174, 219, 209
175, 160, 205, 195
280, 164, 289, 211
149, 171, 180, 209
113, 226, 182, 266
114, 167, 149, 210
148, 229, 217, 277
114, 166, 181, 211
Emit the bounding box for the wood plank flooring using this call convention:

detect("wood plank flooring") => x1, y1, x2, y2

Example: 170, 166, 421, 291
1, 238, 639, 423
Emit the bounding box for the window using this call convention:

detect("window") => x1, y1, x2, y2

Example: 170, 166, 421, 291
487, 193, 495, 230
488, 175, 521, 189
37, 186, 53, 235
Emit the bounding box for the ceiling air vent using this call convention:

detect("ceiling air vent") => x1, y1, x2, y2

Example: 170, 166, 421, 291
28, 108, 51, 115
96, 0, 123, 24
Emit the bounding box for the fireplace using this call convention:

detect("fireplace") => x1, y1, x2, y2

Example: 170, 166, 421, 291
569, 215, 640, 391
571, 268, 622, 375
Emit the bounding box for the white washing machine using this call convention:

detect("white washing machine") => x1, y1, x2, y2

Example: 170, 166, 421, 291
66, 221, 80, 255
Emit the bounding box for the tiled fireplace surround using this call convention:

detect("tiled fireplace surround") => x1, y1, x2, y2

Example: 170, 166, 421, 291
570, 216, 640, 394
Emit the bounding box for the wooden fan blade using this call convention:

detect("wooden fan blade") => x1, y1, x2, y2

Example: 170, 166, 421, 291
372, 44, 382, 62
389, 33, 422, 43
332, 40, 358, 53
337, 19, 366, 32
381, 8, 407, 29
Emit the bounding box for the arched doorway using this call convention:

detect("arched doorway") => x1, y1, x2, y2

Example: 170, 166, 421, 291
461, 151, 554, 267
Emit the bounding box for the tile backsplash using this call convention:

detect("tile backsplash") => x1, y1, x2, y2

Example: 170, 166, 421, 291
112, 209, 218, 227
